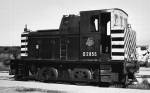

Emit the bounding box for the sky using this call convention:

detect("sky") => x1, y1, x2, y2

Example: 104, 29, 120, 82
0, 0, 150, 46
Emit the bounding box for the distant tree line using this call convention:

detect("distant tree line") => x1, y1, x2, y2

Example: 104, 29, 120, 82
0, 46, 20, 66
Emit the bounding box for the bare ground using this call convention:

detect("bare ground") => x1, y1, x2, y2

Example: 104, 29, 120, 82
0, 68, 150, 93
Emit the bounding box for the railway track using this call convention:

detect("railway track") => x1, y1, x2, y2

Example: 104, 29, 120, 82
0, 69, 150, 93
1, 67, 150, 85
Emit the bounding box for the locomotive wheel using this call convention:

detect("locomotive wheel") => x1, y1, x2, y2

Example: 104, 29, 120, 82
29, 64, 37, 76
71, 69, 92, 81
37, 67, 58, 82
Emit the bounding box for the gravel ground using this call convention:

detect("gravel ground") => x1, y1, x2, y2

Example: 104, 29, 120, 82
0, 87, 65, 93
0, 68, 150, 93
136, 67, 150, 83
138, 67, 150, 75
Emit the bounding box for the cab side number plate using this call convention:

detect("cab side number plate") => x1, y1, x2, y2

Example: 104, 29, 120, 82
82, 52, 97, 56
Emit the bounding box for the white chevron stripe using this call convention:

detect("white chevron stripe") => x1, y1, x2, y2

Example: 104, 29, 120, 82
112, 48, 124, 52
21, 48, 27, 51
112, 41, 124, 45
21, 37, 27, 40
21, 42, 28, 45
112, 56, 124, 60
21, 53, 28, 56
111, 33, 124, 37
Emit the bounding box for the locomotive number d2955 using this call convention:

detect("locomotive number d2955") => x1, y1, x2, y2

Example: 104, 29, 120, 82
82, 52, 97, 56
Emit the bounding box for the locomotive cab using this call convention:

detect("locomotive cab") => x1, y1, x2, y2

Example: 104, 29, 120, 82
80, 11, 111, 61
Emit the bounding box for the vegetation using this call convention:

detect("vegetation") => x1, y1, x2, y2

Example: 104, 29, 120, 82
128, 78, 150, 89
0, 46, 20, 71
15, 87, 66, 93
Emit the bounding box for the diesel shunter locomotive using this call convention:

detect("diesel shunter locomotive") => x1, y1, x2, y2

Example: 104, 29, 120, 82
10, 8, 139, 87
